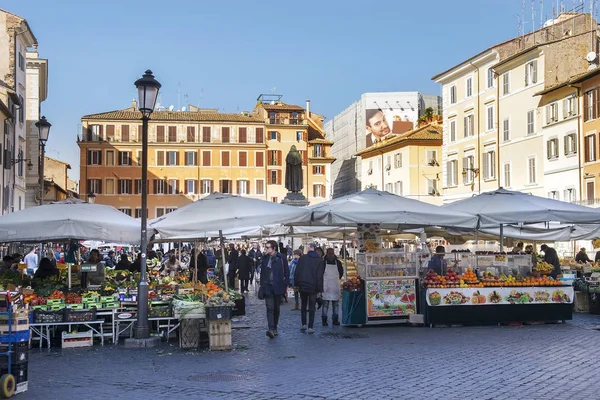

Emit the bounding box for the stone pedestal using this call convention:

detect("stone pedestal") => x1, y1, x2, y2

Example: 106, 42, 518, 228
281, 192, 309, 207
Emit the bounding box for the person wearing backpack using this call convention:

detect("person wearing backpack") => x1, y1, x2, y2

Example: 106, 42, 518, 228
293, 243, 324, 334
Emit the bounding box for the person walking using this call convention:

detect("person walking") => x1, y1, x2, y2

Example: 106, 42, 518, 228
294, 243, 324, 334
237, 249, 251, 293
288, 249, 302, 311
248, 243, 262, 285
260, 240, 289, 339
227, 244, 239, 290
321, 248, 343, 326
24, 247, 38, 277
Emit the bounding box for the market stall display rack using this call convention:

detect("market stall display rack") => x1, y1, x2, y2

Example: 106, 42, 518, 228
356, 251, 420, 325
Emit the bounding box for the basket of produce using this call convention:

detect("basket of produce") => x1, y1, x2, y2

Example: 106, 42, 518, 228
172, 294, 206, 319
536, 261, 554, 275
148, 305, 171, 318
34, 309, 65, 323
206, 290, 233, 320
65, 308, 97, 322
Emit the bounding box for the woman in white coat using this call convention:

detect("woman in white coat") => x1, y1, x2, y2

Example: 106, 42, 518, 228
321, 248, 344, 326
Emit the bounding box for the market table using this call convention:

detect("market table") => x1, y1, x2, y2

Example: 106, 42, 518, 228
30, 320, 105, 349
424, 286, 574, 326
113, 317, 180, 343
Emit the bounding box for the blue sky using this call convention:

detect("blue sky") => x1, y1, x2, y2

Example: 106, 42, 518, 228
9, 0, 591, 181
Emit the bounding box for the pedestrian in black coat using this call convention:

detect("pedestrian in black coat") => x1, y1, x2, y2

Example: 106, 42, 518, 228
237, 249, 251, 293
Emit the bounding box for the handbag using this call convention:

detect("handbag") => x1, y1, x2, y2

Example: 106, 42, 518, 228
258, 285, 265, 300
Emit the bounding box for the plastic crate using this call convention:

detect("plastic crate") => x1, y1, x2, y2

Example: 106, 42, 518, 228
206, 306, 232, 321
48, 304, 65, 311
100, 296, 115, 302
82, 296, 99, 304
0, 330, 29, 343
179, 319, 204, 349
34, 309, 64, 323
66, 303, 84, 310
61, 330, 93, 348
65, 308, 97, 323
0, 342, 28, 366
148, 305, 171, 318
0, 362, 27, 384
0, 316, 29, 333
46, 299, 64, 306
102, 302, 120, 309
85, 302, 103, 309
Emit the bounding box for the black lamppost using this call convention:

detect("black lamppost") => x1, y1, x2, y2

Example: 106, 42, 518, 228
35, 116, 51, 205
133, 70, 161, 340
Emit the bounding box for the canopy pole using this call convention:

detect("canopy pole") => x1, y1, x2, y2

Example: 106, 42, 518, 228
179, 241, 182, 263
194, 240, 198, 284
343, 230, 347, 281
219, 230, 228, 292
499, 224, 504, 252
68, 263, 72, 289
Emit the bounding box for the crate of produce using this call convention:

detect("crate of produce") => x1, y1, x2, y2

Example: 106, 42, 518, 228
66, 303, 84, 310
177, 288, 194, 295
0, 317, 29, 333
34, 309, 64, 323
100, 296, 116, 302
31, 305, 47, 311
61, 330, 93, 348
46, 299, 64, 306
102, 301, 120, 309
208, 320, 232, 351
85, 302, 103, 309
206, 306, 232, 321
148, 305, 171, 318
82, 296, 99, 304
0, 342, 29, 366
0, 330, 29, 343
65, 308, 97, 323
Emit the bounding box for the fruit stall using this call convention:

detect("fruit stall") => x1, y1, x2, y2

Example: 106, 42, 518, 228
422, 265, 574, 326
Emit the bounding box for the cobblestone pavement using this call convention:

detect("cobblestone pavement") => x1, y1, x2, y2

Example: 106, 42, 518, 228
21, 286, 600, 400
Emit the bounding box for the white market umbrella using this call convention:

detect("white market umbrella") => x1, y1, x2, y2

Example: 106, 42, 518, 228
302, 188, 478, 230
445, 188, 600, 227
0, 198, 142, 244
149, 193, 312, 239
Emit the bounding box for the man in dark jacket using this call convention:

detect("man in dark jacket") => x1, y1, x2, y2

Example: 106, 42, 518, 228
248, 243, 262, 285
115, 254, 131, 271
541, 244, 561, 278
260, 240, 289, 339
227, 244, 239, 290
237, 249, 251, 293
575, 248, 592, 264
293, 243, 324, 334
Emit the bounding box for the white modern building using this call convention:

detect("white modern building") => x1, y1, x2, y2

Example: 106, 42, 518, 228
324, 92, 441, 198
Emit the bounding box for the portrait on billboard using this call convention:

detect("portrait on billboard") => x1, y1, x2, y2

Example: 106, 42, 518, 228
365, 108, 413, 147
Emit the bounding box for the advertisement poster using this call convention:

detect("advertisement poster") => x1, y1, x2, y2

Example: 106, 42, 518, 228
365, 108, 414, 147
357, 223, 381, 253
426, 287, 574, 306
366, 279, 416, 317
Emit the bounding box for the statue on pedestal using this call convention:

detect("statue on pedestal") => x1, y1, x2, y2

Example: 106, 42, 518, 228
282, 145, 309, 206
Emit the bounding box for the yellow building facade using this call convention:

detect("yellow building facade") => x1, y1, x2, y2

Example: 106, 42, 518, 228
355, 122, 443, 205
79, 97, 333, 219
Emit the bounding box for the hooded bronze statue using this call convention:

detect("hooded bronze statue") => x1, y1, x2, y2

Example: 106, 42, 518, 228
285, 145, 303, 193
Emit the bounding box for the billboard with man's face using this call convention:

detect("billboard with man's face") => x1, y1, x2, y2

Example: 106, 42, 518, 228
365, 108, 414, 148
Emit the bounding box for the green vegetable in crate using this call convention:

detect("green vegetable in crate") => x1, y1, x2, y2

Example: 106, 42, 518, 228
207, 290, 233, 306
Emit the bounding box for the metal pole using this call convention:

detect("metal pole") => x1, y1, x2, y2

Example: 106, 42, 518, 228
219, 230, 228, 292
343, 230, 347, 281
39, 142, 45, 205
193, 240, 198, 284
135, 115, 150, 339
499, 224, 504, 252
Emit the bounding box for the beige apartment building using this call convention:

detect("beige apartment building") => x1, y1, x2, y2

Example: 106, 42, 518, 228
433, 12, 597, 204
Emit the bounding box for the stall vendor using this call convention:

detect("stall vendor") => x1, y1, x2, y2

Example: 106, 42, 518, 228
427, 246, 448, 275
80, 249, 106, 285
540, 244, 561, 278
575, 248, 592, 264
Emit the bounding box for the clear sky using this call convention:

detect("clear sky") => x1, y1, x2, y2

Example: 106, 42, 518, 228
9, 0, 592, 181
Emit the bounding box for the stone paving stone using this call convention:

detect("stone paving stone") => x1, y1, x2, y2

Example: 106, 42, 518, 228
18, 286, 600, 399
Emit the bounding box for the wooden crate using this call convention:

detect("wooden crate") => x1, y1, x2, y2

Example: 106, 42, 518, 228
208, 320, 232, 351
61, 330, 93, 348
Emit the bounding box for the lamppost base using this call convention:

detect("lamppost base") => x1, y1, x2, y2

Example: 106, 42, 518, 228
124, 336, 161, 348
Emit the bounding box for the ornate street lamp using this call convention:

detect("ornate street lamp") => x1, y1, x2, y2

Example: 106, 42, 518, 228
133, 70, 161, 340
35, 116, 51, 205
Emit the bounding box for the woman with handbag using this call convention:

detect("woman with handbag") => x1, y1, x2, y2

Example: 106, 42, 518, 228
259, 240, 289, 339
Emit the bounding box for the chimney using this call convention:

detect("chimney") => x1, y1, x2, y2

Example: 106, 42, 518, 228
132, 99, 137, 110
306, 99, 311, 118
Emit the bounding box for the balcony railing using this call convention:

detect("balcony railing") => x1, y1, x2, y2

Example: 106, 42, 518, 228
573, 198, 600, 207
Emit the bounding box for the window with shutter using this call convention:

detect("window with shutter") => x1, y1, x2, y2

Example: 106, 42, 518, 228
157, 126, 165, 142
502, 118, 510, 141
489, 150, 496, 178
532, 60, 537, 83
302, 150, 308, 166
222, 127, 230, 143
528, 158, 536, 184
187, 126, 196, 142
256, 179, 265, 195
449, 120, 456, 142
202, 127, 211, 142
239, 151, 247, 167
221, 151, 230, 167
277, 150, 282, 166
446, 161, 453, 187
157, 151, 165, 166
239, 127, 247, 143
256, 128, 264, 143
202, 151, 211, 166
168, 126, 177, 142
462, 157, 469, 184
482, 152, 489, 180
269, 170, 277, 185
277, 170, 282, 185
587, 181, 595, 201
121, 125, 130, 142
106, 125, 115, 140
256, 151, 264, 167
185, 151, 197, 166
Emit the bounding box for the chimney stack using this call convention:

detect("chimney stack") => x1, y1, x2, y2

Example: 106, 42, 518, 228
306, 99, 311, 118
132, 99, 137, 110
